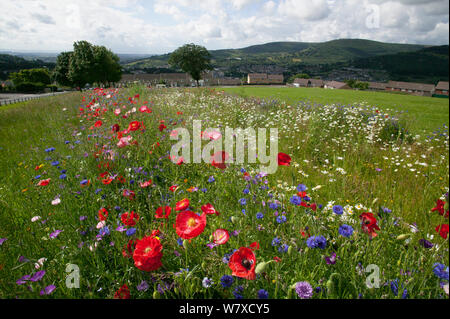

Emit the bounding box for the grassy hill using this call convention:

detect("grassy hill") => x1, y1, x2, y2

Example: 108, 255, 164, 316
0, 54, 55, 80
123, 39, 427, 71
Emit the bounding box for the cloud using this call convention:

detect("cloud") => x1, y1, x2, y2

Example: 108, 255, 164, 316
0, 0, 447, 54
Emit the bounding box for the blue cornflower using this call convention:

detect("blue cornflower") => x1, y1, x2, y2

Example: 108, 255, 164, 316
59, 174, 67, 179
290, 195, 302, 206
297, 184, 307, 192
433, 263, 449, 281
220, 275, 234, 288
257, 289, 269, 299
382, 207, 392, 214
35, 175, 41, 179
278, 243, 289, 253
51, 161, 60, 166
99, 226, 110, 237
333, 205, 344, 215
240, 168, 246, 173
45, 147, 55, 153
271, 237, 281, 247
80, 179, 88, 185
177, 238, 184, 246
306, 236, 327, 249
208, 176, 215, 183
338, 224, 354, 238
126, 228, 136, 236
256, 212, 264, 219
239, 198, 247, 205
269, 202, 279, 210
243, 188, 250, 195
276, 215, 287, 224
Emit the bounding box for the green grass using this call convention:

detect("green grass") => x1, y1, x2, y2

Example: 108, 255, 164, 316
222, 86, 449, 134
0, 87, 448, 299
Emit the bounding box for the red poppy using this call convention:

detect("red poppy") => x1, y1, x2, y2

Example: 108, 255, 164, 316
102, 178, 113, 185
155, 206, 172, 219
114, 284, 130, 299
94, 120, 103, 128
139, 105, 152, 113
37, 178, 51, 186
122, 239, 137, 258
273, 256, 282, 263
98, 208, 108, 221
432, 200, 449, 218
210, 151, 229, 170
436, 224, 449, 239
176, 198, 190, 212
132, 236, 163, 272
228, 247, 256, 280
140, 180, 152, 188
201, 203, 219, 216
128, 121, 141, 132
159, 123, 167, 132
112, 124, 120, 133
277, 153, 291, 166
249, 242, 260, 250
359, 212, 380, 238
176, 157, 185, 165
169, 185, 179, 192
212, 229, 230, 245
121, 211, 140, 227
175, 211, 207, 239
122, 189, 135, 200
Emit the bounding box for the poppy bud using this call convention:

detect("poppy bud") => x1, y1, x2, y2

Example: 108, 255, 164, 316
152, 291, 160, 299
396, 234, 410, 241
183, 239, 189, 250
231, 216, 239, 224
255, 261, 272, 274
288, 246, 294, 256
326, 273, 342, 298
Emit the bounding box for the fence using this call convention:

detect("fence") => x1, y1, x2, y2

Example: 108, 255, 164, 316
0, 92, 69, 106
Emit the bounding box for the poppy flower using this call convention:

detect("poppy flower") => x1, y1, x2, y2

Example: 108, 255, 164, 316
211, 151, 229, 170
112, 124, 120, 133
102, 178, 113, 185
176, 198, 190, 212
132, 236, 163, 272
140, 180, 152, 188
114, 284, 130, 299
169, 185, 179, 192
128, 121, 141, 132
98, 208, 108, 221
139, 105, 152, 113
359, 212, 380, 238
432, 200, 449, 218
213, 229, 230, 245
37, 179, 51, 186
436, 224, 449, 239
277, 153, 291, 166
175, 211, 207, 239
94, 120, 103, 128
249, 242, 260, 250
121, 211, 139, 227
228, 247, 256, 280
155, 206, 172, 219
122, 189, 135, 200
201, 203, 219, 216
159, 123, 167, 132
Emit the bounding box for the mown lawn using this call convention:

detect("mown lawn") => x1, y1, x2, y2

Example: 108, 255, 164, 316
222, 86, 449, 135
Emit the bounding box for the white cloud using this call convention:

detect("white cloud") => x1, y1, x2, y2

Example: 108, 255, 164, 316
0, 0, 447, 54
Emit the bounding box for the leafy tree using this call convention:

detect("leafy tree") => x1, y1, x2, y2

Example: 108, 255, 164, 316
68, 41, 96, 90
54, 52, 73, 87
92, 46, 122, 87
9, 68, 51, 87
168, 43, 212, 86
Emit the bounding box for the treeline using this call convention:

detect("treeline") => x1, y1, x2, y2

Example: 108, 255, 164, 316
54, 41, 122, 90
0, 54, 55, 80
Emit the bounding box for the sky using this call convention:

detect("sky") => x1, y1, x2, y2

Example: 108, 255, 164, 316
0, 0, 449, 54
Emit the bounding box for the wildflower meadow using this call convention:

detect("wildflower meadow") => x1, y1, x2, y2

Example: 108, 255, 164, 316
0, 86, 448, 299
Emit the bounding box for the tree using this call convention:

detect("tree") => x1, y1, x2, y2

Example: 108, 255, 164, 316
68, 41, 96, 90
168, 44, 212, 87
9, 68, 51, 86
54, 52, 73, 87
92, 46, 122, 87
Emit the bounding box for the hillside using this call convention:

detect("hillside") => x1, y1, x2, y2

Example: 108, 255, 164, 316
350, 45, 449, 83
123, 39, 427, 72
0, 54, 55, 80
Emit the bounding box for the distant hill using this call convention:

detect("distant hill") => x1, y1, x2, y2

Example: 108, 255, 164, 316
350, 45, 449, 83
123, 39, 428, 71
0, 54, 55, 80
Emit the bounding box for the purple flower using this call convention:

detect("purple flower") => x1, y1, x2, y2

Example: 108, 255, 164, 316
49, 230, 63, 239
30, 270, 46, 282
19, 256, 29, 263
40, 285, 56, 295
338, 224, 354, 238
116, 226, 127, 232
79, 216, 87, 221
16, 275, 31, 285
137, 281, 149, 292
0, 238, 7, 246
419, 239, 433, 249
257, 289, 269, 299
297, 184, 307, 192
295, 281, 313, 299
333, 205, 343, 215
126, 228, 136, 236
324, 252, 338, 265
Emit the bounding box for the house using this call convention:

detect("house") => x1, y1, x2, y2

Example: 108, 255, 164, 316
294, 78, 324, 88
324, 81, 351, 90
368, 82, 387, 91
217, 77, 242, 86
385, 81, 435, 97
435, 81, 449, 97
247, 73, 284, 85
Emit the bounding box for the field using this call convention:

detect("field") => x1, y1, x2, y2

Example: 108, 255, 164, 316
0, 86, 448, 299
